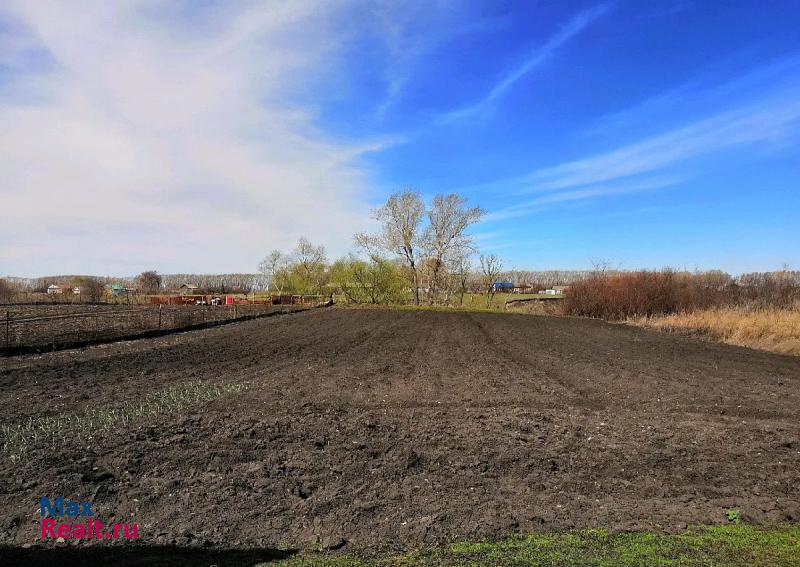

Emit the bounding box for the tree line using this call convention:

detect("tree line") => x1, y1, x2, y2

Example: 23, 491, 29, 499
2, 190, 796, 309
258, 191, 510, 305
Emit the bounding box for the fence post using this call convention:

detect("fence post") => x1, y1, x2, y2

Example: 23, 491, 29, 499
158, 304, 162, 333
5, 311, 9, 348
234, 302, 237, 319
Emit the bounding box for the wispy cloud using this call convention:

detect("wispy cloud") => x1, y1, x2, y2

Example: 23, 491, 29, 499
372, 7, 511, 117
437, 3, 611, 124
0, 1, 393, 276
485, 175, 683, 221
529, 89, 800, 192
585, 52, 800, 139
473, 63, 800, 223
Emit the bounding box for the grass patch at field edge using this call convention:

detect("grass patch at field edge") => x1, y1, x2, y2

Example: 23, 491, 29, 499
268, 524, 800, 566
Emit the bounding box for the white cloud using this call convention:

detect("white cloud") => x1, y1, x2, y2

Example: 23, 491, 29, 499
0, 0, 388, 276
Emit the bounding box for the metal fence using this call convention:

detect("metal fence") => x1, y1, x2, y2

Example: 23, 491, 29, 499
1, 303, 316, 354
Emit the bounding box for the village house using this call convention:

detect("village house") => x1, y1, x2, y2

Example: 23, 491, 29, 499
46, 284, 71, 295
513, 283, 535, 294
109, 283, 127, 297
540, 285, 570, 295
492, 281, 514, 293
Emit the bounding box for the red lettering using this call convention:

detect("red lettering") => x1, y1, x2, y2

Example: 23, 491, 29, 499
71, 524, 86, 538
57, 523, 71, 538
124, 523, 139, 539
40, 518, 56, 538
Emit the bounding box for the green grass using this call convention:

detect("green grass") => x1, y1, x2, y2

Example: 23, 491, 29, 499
268, 525, 800, 566
0, 380, 248, 462
463, 293, 563, 309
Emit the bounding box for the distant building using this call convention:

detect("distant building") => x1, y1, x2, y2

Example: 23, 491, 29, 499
543, 286, 570, 295
109, 283, 127, 297
493, 281, 514, 293
46, 284, 71, 295
180, 284, 200, 294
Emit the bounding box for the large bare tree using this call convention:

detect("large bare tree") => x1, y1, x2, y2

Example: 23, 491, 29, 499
424, 194, 484, 303
356, 190, 425, 305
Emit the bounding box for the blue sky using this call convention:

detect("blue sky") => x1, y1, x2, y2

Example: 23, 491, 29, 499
1, 1, 798, 276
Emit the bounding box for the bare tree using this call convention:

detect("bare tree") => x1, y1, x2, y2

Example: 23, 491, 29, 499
480, 254, 503, 307
258, 250, 286, 293
0, 278, 16, 304
424, 194, 484, 304
293, 237, 328, 294
356, 190, 425, 305
73, 276, 105, 302
447, 247, 473, 306
136, 271, 162, 294
294, 237, 326, 268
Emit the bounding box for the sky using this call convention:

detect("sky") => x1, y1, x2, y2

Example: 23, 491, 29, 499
1, 0, 799, 277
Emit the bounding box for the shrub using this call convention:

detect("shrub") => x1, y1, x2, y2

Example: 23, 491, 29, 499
0, 278, 16, 303
563, 269, 800, 320
563, 270, 726, 320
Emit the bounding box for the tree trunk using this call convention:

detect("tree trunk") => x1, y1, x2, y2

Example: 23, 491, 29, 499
411, 262, 420, 305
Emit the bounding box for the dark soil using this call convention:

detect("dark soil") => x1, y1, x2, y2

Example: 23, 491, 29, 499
1, 308, 799, 559
1, 303, 304, 354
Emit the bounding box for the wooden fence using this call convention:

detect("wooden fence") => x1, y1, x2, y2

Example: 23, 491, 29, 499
1, 301, 327, 355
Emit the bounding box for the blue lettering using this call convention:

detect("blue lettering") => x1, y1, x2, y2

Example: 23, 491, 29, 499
40, 496, 63, 517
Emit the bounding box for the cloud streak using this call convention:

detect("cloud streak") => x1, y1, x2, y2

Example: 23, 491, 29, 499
438, 3, 611, 124
474, 63, 800, 223
485, 175, 683, 221
529, 89, 800, 192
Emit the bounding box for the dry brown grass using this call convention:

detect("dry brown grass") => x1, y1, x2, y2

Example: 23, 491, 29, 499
634, 306, 800, 356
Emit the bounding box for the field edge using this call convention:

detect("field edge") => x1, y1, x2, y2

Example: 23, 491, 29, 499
273, 524, 800, 566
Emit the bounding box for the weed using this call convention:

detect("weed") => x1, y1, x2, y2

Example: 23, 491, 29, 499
726, 508, 742, 524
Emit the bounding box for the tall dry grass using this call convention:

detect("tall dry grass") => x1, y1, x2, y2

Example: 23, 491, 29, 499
635, 306, 800, 356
